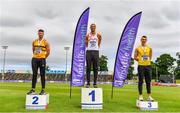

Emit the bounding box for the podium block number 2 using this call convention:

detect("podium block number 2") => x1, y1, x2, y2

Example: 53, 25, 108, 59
32, 96, 39, 104
89, 90, 95, 102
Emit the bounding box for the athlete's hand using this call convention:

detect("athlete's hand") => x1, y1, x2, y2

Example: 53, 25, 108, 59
134, 57, 139, 61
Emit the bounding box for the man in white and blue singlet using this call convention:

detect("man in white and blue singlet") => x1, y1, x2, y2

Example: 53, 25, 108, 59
85, 23, 102, 88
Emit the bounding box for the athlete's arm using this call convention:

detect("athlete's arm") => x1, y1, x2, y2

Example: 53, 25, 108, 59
134, 48, 139, 61
85, 34, 89, 47
32, 41, 35, 53
97, 33, 102, 47
45, 41, 50, 58
149, 48, 152, 60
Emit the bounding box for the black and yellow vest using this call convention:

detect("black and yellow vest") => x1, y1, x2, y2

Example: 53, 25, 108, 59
33, 39, 47, 58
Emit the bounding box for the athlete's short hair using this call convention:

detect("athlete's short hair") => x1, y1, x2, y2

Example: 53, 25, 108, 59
142, 36, 147, 39
90, 23, 96, 27
38, 29, 44, 32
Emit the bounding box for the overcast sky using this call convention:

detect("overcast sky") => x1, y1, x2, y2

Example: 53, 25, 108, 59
0, 0, 180, 72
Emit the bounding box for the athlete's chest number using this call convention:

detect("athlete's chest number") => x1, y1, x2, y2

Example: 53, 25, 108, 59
89, 90, 95, 102
142, 55, 149, 61
32, 96, 39, 104
35, 47, 42, 54
89, 40, 97, 48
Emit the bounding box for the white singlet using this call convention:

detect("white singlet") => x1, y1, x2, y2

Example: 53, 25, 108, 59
86, 33, 99, 51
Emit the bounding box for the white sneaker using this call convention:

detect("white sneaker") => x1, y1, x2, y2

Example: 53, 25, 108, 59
139, 95, 144, 101
147, 96, 154, 101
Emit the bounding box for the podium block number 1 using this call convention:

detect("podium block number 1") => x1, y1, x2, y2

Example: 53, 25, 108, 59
32, 96, 39, 104
89, 90, 95, 102
81, 88, 103, 109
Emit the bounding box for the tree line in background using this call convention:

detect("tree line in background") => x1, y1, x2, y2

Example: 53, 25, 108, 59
128, 53, 180, 80
46, 53, 180, 80
98, 52, 180, 80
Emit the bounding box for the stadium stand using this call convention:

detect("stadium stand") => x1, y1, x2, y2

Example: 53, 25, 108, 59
0, 72, 112, 82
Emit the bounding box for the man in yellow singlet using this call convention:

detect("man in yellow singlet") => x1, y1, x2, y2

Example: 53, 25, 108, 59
134, 36, 154, 101
27, 29, 50, 95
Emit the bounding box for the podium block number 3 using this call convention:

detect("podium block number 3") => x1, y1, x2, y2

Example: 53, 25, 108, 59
89, 90, 95, 102
148, 102, 152, 108
32, 96, 39, 104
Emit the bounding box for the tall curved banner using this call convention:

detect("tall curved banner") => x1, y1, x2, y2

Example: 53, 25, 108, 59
113, 12, 142, 87
71, 8, 89, 86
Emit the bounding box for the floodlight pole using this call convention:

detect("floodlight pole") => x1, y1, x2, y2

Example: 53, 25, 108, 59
64, 47, 70, 81
1, 46, 8, 81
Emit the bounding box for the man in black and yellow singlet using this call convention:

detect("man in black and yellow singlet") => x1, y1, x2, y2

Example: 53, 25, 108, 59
134, 36, 154, 101
27, 29, 50, 95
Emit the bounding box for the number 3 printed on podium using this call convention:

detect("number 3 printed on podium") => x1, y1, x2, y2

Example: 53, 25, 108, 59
148, 102, 152, 108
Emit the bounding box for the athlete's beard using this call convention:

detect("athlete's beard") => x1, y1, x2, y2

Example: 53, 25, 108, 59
141, 42, 146, 46
91, 30, 96, 34
39, 36, 43, 40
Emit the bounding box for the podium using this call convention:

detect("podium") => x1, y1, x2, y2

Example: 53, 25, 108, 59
26, 94, 49, 110
136, 100, 158, 110
81, 88, 103, 109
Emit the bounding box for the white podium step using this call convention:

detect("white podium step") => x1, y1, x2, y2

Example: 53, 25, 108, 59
26, 94, 49, 110
81, 88, 103, 109
136, 100, 158, 110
